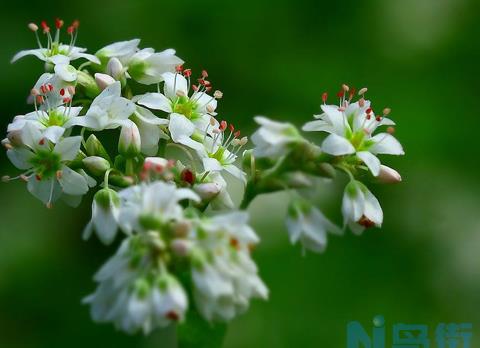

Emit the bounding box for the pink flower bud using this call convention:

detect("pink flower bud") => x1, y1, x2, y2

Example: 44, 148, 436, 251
378, 165, 402, 184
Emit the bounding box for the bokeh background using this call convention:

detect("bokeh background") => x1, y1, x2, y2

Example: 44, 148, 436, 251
1, 0, 479, 347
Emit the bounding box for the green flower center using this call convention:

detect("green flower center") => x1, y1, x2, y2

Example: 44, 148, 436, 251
41, 109, 67, 127
29, 149, 62, 179
173, 96, 199, 119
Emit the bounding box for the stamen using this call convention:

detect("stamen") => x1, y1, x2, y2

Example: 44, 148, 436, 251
358, 87, 368, 96
387, 126, 395, 134
383, 107, 391, 116
322, 92, 328, 104
213, 90, 223, 99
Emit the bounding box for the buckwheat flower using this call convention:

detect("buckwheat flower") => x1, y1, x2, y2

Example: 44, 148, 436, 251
127, 49, 184, 85
251, 116, 306, 158
302, 87, 404, 176
118, 120, 141, 157
12, 20, 100, 65
95, 39, 140, 65
84, 236, 188, 334
130, 106, 168, 156
117, 181, 200, 234
6, 123, 89, 207
196, 122, 248, 184
8, 80, 82, 143
286, 199, 342, 253
137, 70, 219, 136
83, 187, 121, 245
193, 172, 234, 210
70, 82, 135, 130
191, 212, 268, 321
342, 180, 383, 234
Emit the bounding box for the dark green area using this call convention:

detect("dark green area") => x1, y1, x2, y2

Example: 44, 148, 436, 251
1, 0, 479, 347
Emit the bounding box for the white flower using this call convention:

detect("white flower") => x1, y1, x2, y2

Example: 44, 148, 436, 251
127, 49, 184, 85
251, 116, 305, 158
94, 73, 116, 90
341, 180, 383, 234
12, 20, 99, 65
303, 95, 404, 177
131, 106, 168, 156
83, 237, 188, 334
95, 39, 140, 65
286, 200, 342, 253
6, 123, 90, 207
191, 212, 268, 322
71, 82, 135, 130
83, 188, 121, 245
8, 105, 83, 144
193, 172, 234, 210
117, 181, 200, 234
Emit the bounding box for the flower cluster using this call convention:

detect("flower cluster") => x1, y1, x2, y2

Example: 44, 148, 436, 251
3, 20, 404, 339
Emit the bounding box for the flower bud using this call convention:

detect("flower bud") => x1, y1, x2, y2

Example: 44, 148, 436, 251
180, 168, 195, 185
95, 73, 116, 90
94, 187, 120, 210
171, 239, 193, 257
377, 165, 402, 184
118, 120, 141, 157
76, 70, 100, 98
82, 156, 111, 176
107, 58, 124, 80
85, 134, 111, 160
193, 182, 221, 201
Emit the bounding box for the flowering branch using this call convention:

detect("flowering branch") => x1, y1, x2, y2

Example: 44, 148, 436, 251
2, 19, 404, 345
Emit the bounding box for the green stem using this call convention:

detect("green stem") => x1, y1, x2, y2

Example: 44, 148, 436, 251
125, 158, 135, 177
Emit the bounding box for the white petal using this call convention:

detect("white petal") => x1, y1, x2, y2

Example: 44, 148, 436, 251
7, 148, 34, 170
54, 64, 77, 82
356, 151, 381, 176
59, 166, 89, 195
162, 72, 188, 99
321, 134, 355, 155
27, 177, 61, 204
137, 93, 172, 112
363, 189, 383, 225
224, 164, 247, 184
42, 126, 65, 143
369, 133, 404, 155
169, 113, 195, 142
11, 49, 47, 63
203, 157, 223, 171
54, 136, 82, 161
72, 52, 101, 64
302, 119, 334, 133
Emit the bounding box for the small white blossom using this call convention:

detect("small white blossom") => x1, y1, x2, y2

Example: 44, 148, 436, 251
303, 94, 404, 176
286, 200, 342, 253
71, 82, 135, 130
95, 39, 140, 65
251, 116, 305, 158
191, 212, 268, 321
342, 180, 383, 234
6, 123, 90, 206
127, 49, 184, 85
83, 188, 121, 245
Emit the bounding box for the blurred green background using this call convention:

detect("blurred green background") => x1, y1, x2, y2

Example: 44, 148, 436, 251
1, 0, 479, 347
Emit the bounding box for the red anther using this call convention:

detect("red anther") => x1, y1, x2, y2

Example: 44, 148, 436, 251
322, 92, 328, 103
40, 85, 48, 94
35, 174, 42, 181
67, 26, 75, 35
175, 64, 184, 73
336, 90, 345, 98
201, 70, 208, 78
72, 20, 80, 29
166, 311, 180, 321
39, 138, 45, 145
229, 124, 235, 132
234, 130, 241, 138
387, 126, 395, 134
48, 84, 54, 92
366, 107, 372, 114
55, 18, 64, 29
205, 86, 212, 92
183, 69, 192, 77
180, 168, 195, 185
192, 85, 198, 91
154, 164, 164, 173
349, 87, 356, 99
41, 21, 50, 33
358, 215, 375, 228
230, 238, 240, 249
366, 114, 371, 120
203, 80, 211, 87
63, 97, 71, 104
376, 116, 382, 122
219, 120, 227, 131
59, 88, 65, 96
36, 95, 44, 104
